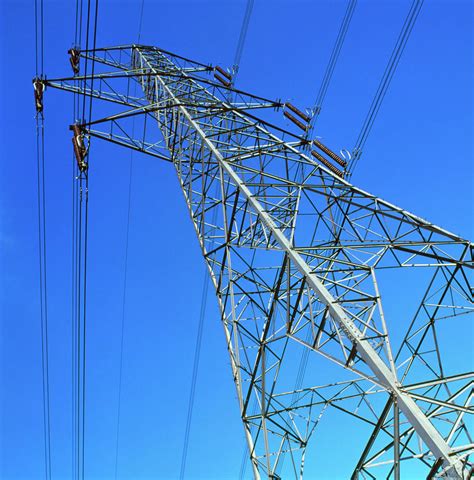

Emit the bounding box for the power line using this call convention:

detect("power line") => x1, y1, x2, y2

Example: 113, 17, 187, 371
113, 155, 133, 480
179, 183, 220, 479
231, 0, 255, 87
180, 5, 256, 475
114, 3, 145, 477
87, 0, 99, 125
179, 266, 211, 480
70, 1, 99, 478
310, 0, 357, 127
238, 3, 356, 475
71, 58, 75, 480
137, 0, 145, 44
34, 0, 51, 477
71, 130, 78, 480
71, 47, 78, 480
36, 111, 52, 480
286, 1, 359, 429
81, 165, 90, 480
177, 4, 257, 468
80, 0, 99, 473
349, 0, 424, 174
81, 0, 92, 122
221, 5, 258, 473
72, 4, 83, 479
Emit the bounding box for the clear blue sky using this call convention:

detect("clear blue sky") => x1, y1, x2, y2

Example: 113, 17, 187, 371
0, 0, 472, 479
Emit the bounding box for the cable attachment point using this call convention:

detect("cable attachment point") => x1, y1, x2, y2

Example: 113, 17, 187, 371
311, 149, 344, 178
33, 77, 45, 113
70, 124, 89, 172
68, 47, 81, 75
283, 110, 309, 133
285, 102, 310, 123
313, 139, 347, 168
214, 65, 232, 87
283, 102, 311, 133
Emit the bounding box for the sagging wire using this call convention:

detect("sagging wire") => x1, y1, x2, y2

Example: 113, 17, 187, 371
71, 1, 84, 478
179, 266, 212, 480
179, 4, 256, 476
69, 0, 100, 478
114, 3, 146, 478
282, 6, 428, 453
34, 0, 51, 478
285, 2, 358, 426
80, 2, 99, 473
179, 178, 220, 479
70, 3, 89, 476
232, 0, 255, 88
113, 149, 134, 480
309, 0, 357, 128
325, 0, 424, 247
240, 3, 357, 475
348, 0, 424, 176
35, 93, 52, 480
221, 4, 260, 477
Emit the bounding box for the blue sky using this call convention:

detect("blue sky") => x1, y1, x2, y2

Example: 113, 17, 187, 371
0, 0, 472, 479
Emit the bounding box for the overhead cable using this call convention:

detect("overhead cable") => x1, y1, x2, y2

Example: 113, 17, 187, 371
310, 0, 357, 127
179, 183, 220, 479
34, 0, 52, 477
231, 0, 255, 87
71, 0, 83, 476
349, 0, 424, 175
180, 5, 256, 474
179, 266, 211, 480
72, 1, 100, 478
114, 3, 145, 477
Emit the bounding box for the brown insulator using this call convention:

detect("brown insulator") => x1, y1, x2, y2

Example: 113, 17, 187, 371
311, 150, 344, 177
215, 65, 232, 81
33, 78, 44, 113
70, 123, 83, 138
313, 139, 346, 167
283, 110, 308, 132
68, 48, 80, 75
285, 102, 310, 123
214, 73, 231, 87
69, 124, 88, 172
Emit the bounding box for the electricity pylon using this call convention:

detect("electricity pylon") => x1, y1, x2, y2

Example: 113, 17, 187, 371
37, 45, 473, 479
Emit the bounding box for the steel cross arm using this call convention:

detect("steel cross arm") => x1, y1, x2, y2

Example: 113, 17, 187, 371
83, 44, 213, 70
81, 44, 215, 69
153, 49, 471, 249
45, 71, 160, 83
79, 47, 284, 107
144, 57, 465, 479
86, 129, 172, 162
83, 102, 174, 126
45, 80, 146, 108
83, 45, 472, 248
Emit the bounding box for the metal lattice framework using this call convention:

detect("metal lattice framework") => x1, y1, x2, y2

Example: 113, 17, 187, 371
39, 45, 473, 479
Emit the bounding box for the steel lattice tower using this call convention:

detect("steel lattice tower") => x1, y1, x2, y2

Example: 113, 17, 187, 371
37, 45, 473, 479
